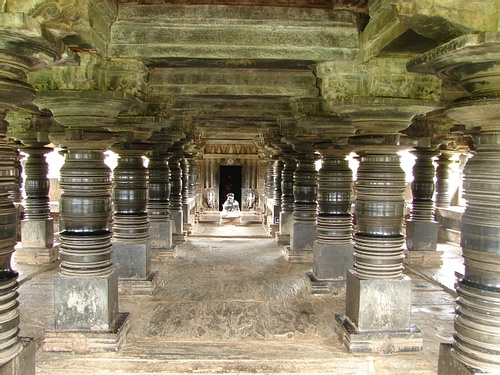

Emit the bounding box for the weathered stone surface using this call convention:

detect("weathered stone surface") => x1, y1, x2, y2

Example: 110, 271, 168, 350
312, 241, 353, 280
53, 271, 119, 331
406, 220, 439, 251
149, 220, 172, 250
20, 219, 54, 249
0, 338, 35, 375
112, 241, 151, 280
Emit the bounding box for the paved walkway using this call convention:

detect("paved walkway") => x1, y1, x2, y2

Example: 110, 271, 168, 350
15, 211, 461, 374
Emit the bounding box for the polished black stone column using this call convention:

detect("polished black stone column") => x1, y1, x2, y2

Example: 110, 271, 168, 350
405, 147, 442, 266
111, 145, 155, 294
0, 116, 23, 365
286, 147, 318, 262
277, 153, 296, 246
169, 141, 185, 243
147, 149, 172, 252
49, 131, 121, 333
435, 150, 454, 209
16, 146, 58, 263
308, 147, 353, 294
181, 152, 197, 233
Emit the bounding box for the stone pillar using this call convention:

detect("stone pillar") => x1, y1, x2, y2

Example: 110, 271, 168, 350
0, 116, 28, 372
435, 150, 454, 209
277, 153, 296, 246
16, 146, 58, 263
405, 147, 442, 266
308, 147, 353, 294
408, 33, 500, 374
147, 149, 173, 254
286, 147, 318, 262
0, 12, 73, 372
169, 141, 185, 243
35, 91, 137, 352
46, 130, 128, 352
111, 145, 157, 295
181, 151, 197, 234
333, 99, 434, 354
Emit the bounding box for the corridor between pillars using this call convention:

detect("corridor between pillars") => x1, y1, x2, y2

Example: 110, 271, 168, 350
286, 147, 318, 262
407, 32, 500, 374
111, 146, 157, 295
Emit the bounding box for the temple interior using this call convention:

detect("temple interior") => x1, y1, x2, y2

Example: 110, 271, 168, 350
1, 1, 500, 374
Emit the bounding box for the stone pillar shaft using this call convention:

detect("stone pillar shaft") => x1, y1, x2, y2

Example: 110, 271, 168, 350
453, 133, 500, 372
112, 149, 151, 280
0, 118, 23, 363
435, 151, 454, 208
311, 152, 354, 283
169, 148, 184, 240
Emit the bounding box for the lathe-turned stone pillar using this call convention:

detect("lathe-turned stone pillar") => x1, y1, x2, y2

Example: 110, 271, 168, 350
277, 152, 296, 246
405, 146, 442, 266
35, 91, 137, 352
181, 150, 197, 234
46, 130, 128, 352
435, 150, 455, 209
286, 146, 318, 262
147, 149, 173, 253
408, 32, 500, 374
17, 145, 58, 264
169, 140, 186, 243
0, 13, 73, 372
0, 116, 27, 372
308, 146, 353, 294
111, 145, 157, 295
333, 99, 434, 353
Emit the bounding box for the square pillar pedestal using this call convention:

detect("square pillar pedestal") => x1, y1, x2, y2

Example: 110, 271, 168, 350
171, 211, 186, 244
0, 338, 35, 375
307, 241, 354, 295
48, 270, 129, 353
285, 221, 316, 262
149, 220, 174, 259
16, 219, 58, 264
112, 241, 158, 295
405, 221, 443, 266
277, 212, 292, 245
335, 270, 422, 353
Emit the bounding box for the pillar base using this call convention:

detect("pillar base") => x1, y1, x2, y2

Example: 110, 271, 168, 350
173, 232, 187, 244
171, 211, 183, 235
118, 271, 159, 296
283, 245, 313, 263
334, 314, 423, 353
404, 249, 444, 267
406, 220, 439, 251
44, 312, 129, 354
313, 241, 354, 280
21, 218, 54, 248
112, 241, 151, 279
305, 271, 346, 296
0, 338, 35, 375
14, 243, 59, 264
149, 220, 172, 250
438, 343, 487, 375
276, 233, 290, 246
151, 246, 176, 261
54, 270, 119, 331
290, 221, 316, 253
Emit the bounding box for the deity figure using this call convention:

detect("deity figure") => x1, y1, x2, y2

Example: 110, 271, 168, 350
222, 193, 240, 212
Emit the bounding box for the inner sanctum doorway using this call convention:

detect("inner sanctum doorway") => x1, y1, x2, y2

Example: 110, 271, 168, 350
219, 165, 242, 211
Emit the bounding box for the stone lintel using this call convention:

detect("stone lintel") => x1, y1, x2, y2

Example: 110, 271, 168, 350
0, 337, 35, 375
335, 314, 423, 354
118, 271, 159, 296
112, 241, 151, 280
345, 269, 413, 332
438, 343, 484, 375
44, 313, 130, 354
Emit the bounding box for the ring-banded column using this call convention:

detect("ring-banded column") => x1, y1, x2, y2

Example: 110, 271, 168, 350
408, 32, 500, 375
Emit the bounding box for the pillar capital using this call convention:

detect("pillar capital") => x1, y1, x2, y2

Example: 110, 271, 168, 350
49, 129, 118, 151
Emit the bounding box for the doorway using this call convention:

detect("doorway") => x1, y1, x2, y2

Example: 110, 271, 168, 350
219, 166, 242, 211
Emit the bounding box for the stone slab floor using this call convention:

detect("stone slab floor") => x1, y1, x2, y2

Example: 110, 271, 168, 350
14, 212, 461, 374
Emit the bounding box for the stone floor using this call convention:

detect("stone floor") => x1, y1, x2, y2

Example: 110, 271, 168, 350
14, 212, 463, 374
